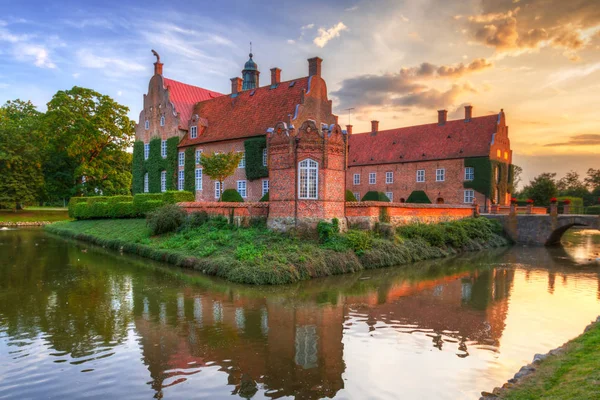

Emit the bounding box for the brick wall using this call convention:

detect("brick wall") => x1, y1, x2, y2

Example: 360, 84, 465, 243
178, 201, 268, 226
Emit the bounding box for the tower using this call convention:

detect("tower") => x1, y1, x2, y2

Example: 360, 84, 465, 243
242, 52, 259, 91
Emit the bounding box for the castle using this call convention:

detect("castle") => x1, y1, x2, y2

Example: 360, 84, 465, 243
133, 51, 513, 230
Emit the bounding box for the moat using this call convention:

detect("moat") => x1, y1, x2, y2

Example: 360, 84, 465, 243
1, 228, 599, 399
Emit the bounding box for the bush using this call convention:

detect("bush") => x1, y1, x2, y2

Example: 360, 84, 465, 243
133, 194, 164, 216
361, 191, 390, 202
396, 218, 502, 248
317, 218, 340, 243
89, 202, 110, 219
163, 190, 195, 204
259, 191, 269, 202
345, 230, 373, 254
587, 205, 600, 215
146, 204, 187, 236
73, 202, 90, 219
557, 196, 584, 213
187, 211, 209, 228
221, 189, 244, 202
345, 190, 357, 201
110, 202, 135, 219
406, 190, 432, 204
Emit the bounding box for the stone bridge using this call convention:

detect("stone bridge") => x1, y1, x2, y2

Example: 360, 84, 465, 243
484, 214, 600, 246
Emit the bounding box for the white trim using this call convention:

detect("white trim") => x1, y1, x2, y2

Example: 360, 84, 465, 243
353, 173, 360, 185
385, 171, 393, 184
160, 115, 165, 126
465, 167, 474, 181
298, 158, 318, 199
144, 120, 149, 130
144, 143, 149, 160
353, 192, 360, 201
238, 151, 245, 168
262, 179, 269, 196
190, 125, 197, 139
464, 189, 475, 203
179, 151, 185, 167
195, 168, 202, 191
195, 149, 203, 164
214, 181, 221, 199
160, 171, 166, 192
143, 173, 149, 193
436, 168, 445, 182
237, 180, 247, 198
385, 191, 393, 201
369, 172, 376, 185
262, 148, 268, 167
161, 140, 167, 158
178, 170, 184, 191
416, 169, 425, 182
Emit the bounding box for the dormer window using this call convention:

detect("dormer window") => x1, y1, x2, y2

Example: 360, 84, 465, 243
160, 115, 165, 126
144, 120, 149, 130
190, 126, 197, 139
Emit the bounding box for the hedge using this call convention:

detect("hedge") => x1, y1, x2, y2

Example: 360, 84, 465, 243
361, 191, 390, 202
406, 190, 432, 204
345, 190, 357, 202
162, 191, 195, 204
558, 196, 584, 212
244, 137, 268, 181
221, 189, 244, 202
74, 201, 134, 220
259, 191, 269, 202
587, 205, 600, 215
134, 200, 163, 216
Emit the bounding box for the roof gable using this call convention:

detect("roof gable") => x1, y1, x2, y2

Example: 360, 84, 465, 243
163, 78, 223, 129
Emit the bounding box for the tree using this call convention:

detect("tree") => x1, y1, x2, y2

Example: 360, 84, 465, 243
557, 170, 589, 198
511, 165, 523, 194
585, 168, 600, 192
199, 151, 243, 201
522, 172, 558, 206
0, 100, 45, 209
44, 87, 135, 198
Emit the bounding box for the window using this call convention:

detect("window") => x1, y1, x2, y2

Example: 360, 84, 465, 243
416, 169, 425, 182
353, 173, 360, 185
238, 152, 245, 168
195, 149, 202, 164
262, 148, 268, 167
144, 120, 149, 130
190, 126, 197, 139
178, 171, 184, 191
179, 151, 184, 166
436, 168, 445, 182
262, 179, 269, 196
504, 151, 508, 160
497, 149, 501, 157
161, 140, 167, 158
353, 192, 360, 201
465, 167, 474, 181
298, 159, 318, 199
237, 180, 247, 198
143, 173, 149, 193
160, 115, 165, 126
369, 172, 376, 185
386, 171, 393, 184
160, 171, 166, 192
195, 168, 202, 191
464, 189, 475, 204
385, 192, 393, 202
144, 143, 150, 160
214, 181, 221, 199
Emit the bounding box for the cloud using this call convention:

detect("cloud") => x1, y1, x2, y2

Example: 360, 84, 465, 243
544, 134, 600, 147
301, 23, 315, 30
545, 62, 600, 86
77, 49, 145, 75
314, 22, 348, 48
345, 6, 359, 12
400, 58, 492, 79
17, 44, 56, 68
287, 39, 296, 44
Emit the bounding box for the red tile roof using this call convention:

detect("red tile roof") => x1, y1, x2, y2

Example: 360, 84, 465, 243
179, 77, 309, 146
348, 114, 499, 166
163, 78, 223, 130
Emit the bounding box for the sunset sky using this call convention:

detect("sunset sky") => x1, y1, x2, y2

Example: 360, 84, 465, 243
1, 0, 598, 185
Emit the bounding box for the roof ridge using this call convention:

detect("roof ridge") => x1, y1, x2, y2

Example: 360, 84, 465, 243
351, 114, 498, 136
163, 76, 223, 96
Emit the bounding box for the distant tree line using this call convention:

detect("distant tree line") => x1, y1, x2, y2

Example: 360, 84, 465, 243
515, 169, 600, 207
0, 87, 134, 209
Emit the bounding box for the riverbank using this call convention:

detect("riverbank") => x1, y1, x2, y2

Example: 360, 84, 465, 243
0, 207, 69, 224
45, 217, 509, 285
482, 316, 600, 399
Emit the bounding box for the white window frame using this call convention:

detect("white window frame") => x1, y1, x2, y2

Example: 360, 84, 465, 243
195, 168, 202, 191
369, 172, 376, 185
262, 148, 268, 167
238, 151, 245, 168
190, 126, 197, 139
237, 180, 247, 198
178, 170, 184, 191
436, 168, 445, 182
144, 120, 149, 130
353, 192, 360, 201
464, 189, 475, 204
160, 171, 166, 192
195, 149, 202, 164
179, 151, 185, 167
214, 181, 221, 199
385, 191, 393, 202
465, 167, 474, 181
416, 169, 425, 182
353, 173, 360, 185
160, 115, 165, 127
143, 173, 149, 193
161, 140, 167, 158
144, 143, 150, 160
262, 179, 269, 196
298, 158, 318, 200
386, 171, 393, 184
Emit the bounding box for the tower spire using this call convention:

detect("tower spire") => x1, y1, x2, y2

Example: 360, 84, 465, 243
242, 44, 259, 90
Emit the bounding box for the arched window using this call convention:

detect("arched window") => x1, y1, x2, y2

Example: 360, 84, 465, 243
298, 159, 318, 199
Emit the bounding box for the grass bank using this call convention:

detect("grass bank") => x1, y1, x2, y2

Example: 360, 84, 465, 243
494, 318, 600, 400
0, 207, 69, 223
45, 217, 509, 285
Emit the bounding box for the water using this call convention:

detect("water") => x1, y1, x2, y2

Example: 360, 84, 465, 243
0, 228, 599, 400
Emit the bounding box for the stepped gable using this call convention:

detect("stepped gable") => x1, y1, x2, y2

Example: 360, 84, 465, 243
347, 114, 499, 166
179, 77, 309, 146
162, 78, 222, 130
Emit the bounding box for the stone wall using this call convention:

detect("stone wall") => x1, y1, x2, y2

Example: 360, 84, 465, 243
178, 201, 268, 227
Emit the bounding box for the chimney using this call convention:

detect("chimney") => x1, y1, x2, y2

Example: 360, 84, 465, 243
152, 49, 163, 75
438, 109, 447, 125
308, 57, 323, 77
371, 120, 379, 134
231, 77, 242, 95
270, 67, 281, 86
465, 105, 473, 122
346, 124, 353, 135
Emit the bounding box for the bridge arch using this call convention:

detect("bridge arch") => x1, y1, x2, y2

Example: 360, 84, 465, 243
545, 216, 598, 246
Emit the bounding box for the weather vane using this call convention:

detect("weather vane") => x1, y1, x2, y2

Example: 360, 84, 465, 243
250, 41, 252, 56
345, 107, 355, 125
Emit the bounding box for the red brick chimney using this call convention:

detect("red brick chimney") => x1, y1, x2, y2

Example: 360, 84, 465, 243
270, 67, 281, 86
438, 110, 447, 125
231, 77, 242, 95
308, 57, 322, 77
371, 120, 379, 134
152, 49, 163, 75
465, 105, 473, 122
346, 124, 353, 135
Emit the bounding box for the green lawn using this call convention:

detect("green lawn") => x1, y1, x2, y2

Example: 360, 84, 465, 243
0, 207, 69, 223
501, 321, 600, 400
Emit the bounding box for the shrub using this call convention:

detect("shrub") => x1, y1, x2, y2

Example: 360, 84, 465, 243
221, 189, 244, 202
317, 218, 340, 243
187, 211, 209, 228
163, 190, 195, 204
557, 196, 583, 212
345, 190, 357, 201
89, 202, 110, 219
406, 190, 432, 204
361, 191, 390, 202
587, 205, 600, 215
146, 204, 187, 236
259, 191, 269, 202
73, 202, 90, 219
110, 202, 135, 219
345, 230, 373, 255
135, 200, 164, 216
235, 244, 264, 262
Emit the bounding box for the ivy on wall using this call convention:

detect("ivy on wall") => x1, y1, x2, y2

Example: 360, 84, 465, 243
184, 147, 195, 192
507, 164, 515, 194
131, 136, 180, 194
463, 157, 512, 202
132, 141, 145, 195
243, 137, 268, 181
166, 137, 179, 191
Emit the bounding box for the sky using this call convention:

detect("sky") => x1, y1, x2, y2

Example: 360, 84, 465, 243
1, 0, 599, 186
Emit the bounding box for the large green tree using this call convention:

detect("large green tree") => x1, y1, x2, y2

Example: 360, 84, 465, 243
44, 86, 135, 198
557, 170, 589, 198
199, 151, 243, 201
0, 100, 45, 209
522, 172, 558, 206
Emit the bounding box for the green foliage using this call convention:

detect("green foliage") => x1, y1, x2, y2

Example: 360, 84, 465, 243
463, 157, 493, 196
110, 202, 135, 218
235, 244, 265, 262
259, 191, 269, 202
146, 204, 187, 235
221, 189, 244, 202
134, 199, 163, 216
586, 205, 600, 215
361, 191, 390, 202
522, 172, 558, 206
317, 218, 340, 243
68, 195, 134, 219
200, 151, 244, 199
184, 147, 195, 192
243, 137, 268, 180
396, 218, 501, 248
132, 137, 179, 195
345, 190, 357, 201
187, 211, 209, 228
406, 190, 432, 204
557, 196, 584, 211
68, 197, 89, 218
345, 230, 373, 255
132, 141, 145, 195
162, 191, 194, 204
